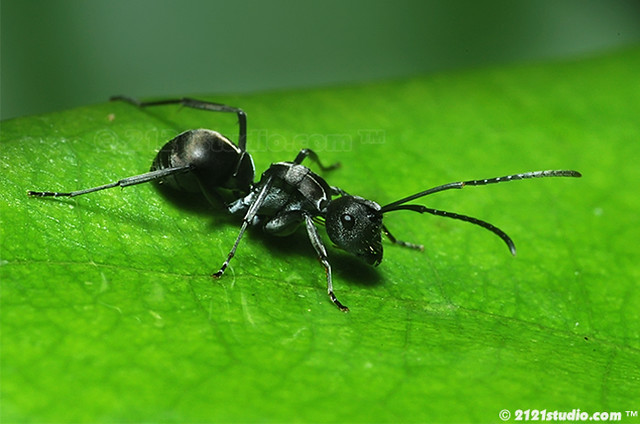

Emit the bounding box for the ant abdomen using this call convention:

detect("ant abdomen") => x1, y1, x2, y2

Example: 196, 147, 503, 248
27, 98, 255, 203
152, 129, 255, 195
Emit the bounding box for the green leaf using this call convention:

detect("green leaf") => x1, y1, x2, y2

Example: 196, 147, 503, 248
2, 48, 639, 423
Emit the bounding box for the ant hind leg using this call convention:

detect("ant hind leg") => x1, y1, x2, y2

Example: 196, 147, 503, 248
111, 96, 248, 152
27, 166, 192, 198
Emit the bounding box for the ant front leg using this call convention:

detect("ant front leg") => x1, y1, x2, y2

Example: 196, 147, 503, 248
330, 186, 350, 197
294, 149, 340, 172
304, 214, 349, 312
382, 224, 424, 252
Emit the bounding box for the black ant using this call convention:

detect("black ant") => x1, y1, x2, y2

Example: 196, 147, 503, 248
221, 165, 580, 311
28, 97, 582, 311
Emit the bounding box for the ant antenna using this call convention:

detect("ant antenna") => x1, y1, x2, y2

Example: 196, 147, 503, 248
380, 170, 581, 255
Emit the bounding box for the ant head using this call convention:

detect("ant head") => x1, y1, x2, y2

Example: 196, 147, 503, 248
326, 195, 383, 266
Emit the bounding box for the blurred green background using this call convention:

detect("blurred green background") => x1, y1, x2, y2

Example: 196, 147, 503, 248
2, 0, 640, 120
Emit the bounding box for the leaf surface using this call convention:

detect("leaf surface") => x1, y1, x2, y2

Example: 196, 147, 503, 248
1, 48, 639, 423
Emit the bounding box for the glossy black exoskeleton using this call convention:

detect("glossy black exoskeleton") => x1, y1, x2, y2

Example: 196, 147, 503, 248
212, 149, 581, 311
28, 96, 255, 203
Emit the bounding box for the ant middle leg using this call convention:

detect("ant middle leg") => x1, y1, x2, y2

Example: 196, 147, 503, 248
213, 175, 274, 278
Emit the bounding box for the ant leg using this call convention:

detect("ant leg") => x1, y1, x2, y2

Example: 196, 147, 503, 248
111, 96, 248, 152
293, 148, 340, 171
212, 220, 249, 278
213, 176, 274, 278
304, 214, 349, 312
27, 166, 192, 198
330, 186, 349, 197
382, 224, 424, 251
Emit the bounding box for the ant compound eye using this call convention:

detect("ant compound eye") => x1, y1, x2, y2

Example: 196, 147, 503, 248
340, 213, 355, 230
